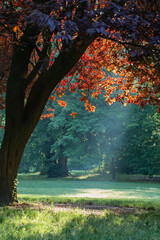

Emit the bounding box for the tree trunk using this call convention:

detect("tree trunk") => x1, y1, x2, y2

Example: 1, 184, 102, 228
0, 132, 28, 205
58, 156, 69, 177
0, 22, 96, 205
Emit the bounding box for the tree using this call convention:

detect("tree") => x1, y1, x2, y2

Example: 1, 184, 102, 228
47, 92, 160, 178
0, 0, 160, 205
118, 104, 160, 175
17, 89, 160, 177
47, 90, 100, 174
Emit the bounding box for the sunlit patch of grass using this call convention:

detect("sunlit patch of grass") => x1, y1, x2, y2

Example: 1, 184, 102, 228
70, 170, 91, 176
72, 173, 160, 182
73, 173, 112, 181
0, 207, 160, 240
17, 176, 160, 210
18, 172, 47, 180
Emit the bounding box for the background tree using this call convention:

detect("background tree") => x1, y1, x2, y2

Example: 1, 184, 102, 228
16, 87, 160, 178
32, 91, 159, 178
118, 105, 160, 175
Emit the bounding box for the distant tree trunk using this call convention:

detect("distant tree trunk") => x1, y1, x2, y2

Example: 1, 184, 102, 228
58, 156, 69, 177
111, 158, 116, 180
47, 157, 68, 178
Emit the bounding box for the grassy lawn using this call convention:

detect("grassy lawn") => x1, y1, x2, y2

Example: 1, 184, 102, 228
17, 173, 160, 209
1, 173, 160, 239
0, 207, 160, 240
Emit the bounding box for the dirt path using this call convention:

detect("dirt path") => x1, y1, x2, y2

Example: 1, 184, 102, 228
3, 202, 145, 215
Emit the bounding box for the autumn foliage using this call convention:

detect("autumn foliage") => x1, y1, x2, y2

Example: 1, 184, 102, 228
0, 0, 160, 117
47, 36, 160, 116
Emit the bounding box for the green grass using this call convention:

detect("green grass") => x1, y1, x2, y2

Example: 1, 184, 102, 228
1, 173, 160, 239
0, 207, 160, 240
70, 170, 91, 176
17, 173, 160, 210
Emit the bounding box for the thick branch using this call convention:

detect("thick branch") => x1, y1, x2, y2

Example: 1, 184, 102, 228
5, 24, 40, 129
25, 31, 52, 88
23, 34, 97, 134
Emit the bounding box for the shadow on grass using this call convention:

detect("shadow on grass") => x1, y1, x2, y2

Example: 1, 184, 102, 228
2, 210, 159, 240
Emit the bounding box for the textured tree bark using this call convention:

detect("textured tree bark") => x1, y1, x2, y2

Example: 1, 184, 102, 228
0, 134, 27, 204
